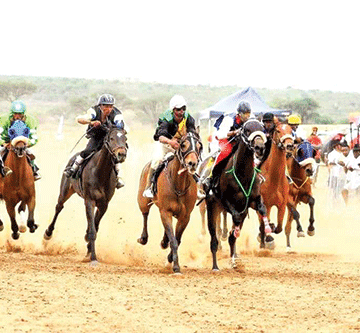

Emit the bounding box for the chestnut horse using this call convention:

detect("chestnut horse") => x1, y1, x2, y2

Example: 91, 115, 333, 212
285, 141, 316, 251
259, 119, 295, 236
137, 132, 203, 273
0, 124, 38, 239
206, 119, 270, 270
44, 125, 127, 264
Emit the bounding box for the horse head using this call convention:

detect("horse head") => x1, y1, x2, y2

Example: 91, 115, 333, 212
8, 120, 30, 157
240, 119, 267, 160
272, 120, 294, 156
103, 125, 128, 163
176, 132, 203, 175
296, 141, 315, 176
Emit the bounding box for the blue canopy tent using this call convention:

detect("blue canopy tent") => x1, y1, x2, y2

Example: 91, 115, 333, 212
198, 87, 292, 134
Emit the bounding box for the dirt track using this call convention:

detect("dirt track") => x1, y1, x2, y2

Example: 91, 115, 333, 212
1, 124, 360, 332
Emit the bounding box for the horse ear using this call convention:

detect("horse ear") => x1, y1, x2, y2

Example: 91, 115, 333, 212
196, 125, 200, 135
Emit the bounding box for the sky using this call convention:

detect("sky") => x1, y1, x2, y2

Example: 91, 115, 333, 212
1, 0, 360, 93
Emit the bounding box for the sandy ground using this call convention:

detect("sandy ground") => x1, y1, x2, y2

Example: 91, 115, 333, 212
0, 123, 360, 332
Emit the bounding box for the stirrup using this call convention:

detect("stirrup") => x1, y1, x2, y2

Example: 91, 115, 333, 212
143, 187, 154, 199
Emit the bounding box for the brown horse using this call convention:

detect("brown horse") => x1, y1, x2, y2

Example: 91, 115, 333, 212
285, 141, 316, 251
44, 125, 127, 264
259, 119, 295, 236
0, 135, 37, 239
206, 119, 270, 270
137, 132, 203, 273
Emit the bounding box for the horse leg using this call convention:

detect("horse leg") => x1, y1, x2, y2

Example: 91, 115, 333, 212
198, 200, 207, 241
137, 212, 150, 245
216, 213, 223, 251
274, 203, 286, 234
207, 198, 222, 271
307, 195, 315, 236
228, 212, 246, 269
17, 201, 27, 233
44, 177, 75, 240
86, 202, 108, 257
255, 196, 274, 249
160, 231, 169, 249
221, 211, 228, 241
5, 201, 19, 240
160, 211, 179, 273
84, 199, 97, 264
26, 196, 38, 233
285, 204, 294, 251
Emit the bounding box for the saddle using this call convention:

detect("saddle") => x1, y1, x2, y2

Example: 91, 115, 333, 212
70, 152, 96, 180
152, 154, 175, 195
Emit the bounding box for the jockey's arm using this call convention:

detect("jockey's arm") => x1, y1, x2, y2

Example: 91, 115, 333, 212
76, 108, 100, 126
215, 116, 234, 140
159, 135, 179, 149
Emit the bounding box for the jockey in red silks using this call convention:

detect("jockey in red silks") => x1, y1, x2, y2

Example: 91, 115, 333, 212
200, 100, 252, 190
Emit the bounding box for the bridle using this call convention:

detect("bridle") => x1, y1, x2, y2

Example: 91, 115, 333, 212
175, 132, 202, 168
239, 119, 267, 153
103, 126, 127, 164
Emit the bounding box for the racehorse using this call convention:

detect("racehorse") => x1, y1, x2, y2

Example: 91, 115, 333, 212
137, 132, 203, 274
44, 125, 127, 264
0, 120, 38, 239
259, 119, 295, 235
206, 119, 270, 270
285, 141, 316, 251
197, 155, 228, 249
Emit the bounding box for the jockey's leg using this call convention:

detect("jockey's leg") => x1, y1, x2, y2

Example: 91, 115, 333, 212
114, 163, 125, 189
64, 155, 84, 178
143, 163, 157, 198
30, 160, 41, 181
0, 146, 12, 177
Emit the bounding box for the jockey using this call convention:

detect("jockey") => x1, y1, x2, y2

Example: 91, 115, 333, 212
142, 95, 199, 199
64, 94, 126, 189
288, 114, 306, 143
0, 100, 40, 180
200, 100, 252, 191
307, 126, 322, 163
256, 112, 275, 168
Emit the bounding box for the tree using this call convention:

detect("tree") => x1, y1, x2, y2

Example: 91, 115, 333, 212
271, 96, 320, 123
136, 95, 171, 125
0, 81, 37, 102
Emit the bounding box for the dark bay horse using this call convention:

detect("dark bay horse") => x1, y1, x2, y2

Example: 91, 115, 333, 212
44, 125, 127, 264
137, 132, 203, 274
197, 155, 228, 249
285, 141, 316, 251
259, 119, 295, 236
206, 119, 270, 270
0, 121, 37, 239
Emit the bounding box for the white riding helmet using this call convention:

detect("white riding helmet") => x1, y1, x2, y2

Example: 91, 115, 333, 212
169, 95, 187, 110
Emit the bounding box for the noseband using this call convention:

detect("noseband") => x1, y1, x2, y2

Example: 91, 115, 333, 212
175, 132, 202, 167
240, 120, 267, 152
103, 128, 127, 164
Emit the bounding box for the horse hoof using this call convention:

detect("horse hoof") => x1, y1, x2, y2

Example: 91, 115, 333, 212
286, 246, 295, 253
43, 230, 52, 240
137, 237, 148, 245
307, 229, 315, 237
297, 231, 305, 238
161, 241, 169, 249
29, 224, 38, 233
19, 225, 27, 233
265, 236, 275, 250
89, 260, 99, 267
212, 268, 220, 272
12, 232, 20, 240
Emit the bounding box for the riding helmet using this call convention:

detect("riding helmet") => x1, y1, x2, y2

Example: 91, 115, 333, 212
262, 112, 274, 122
237, 101, 251, 114
288, 114, 301, 125
169, 95, 187, 110
97, 94, 115, 105
10, 100, 27, 114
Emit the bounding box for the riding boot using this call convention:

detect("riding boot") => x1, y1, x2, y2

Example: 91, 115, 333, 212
30, 160, 41, 181
143, 167, 155, 198
64, 155, 84, 178
193, 174, 206, 200
114, 163, 125, 189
